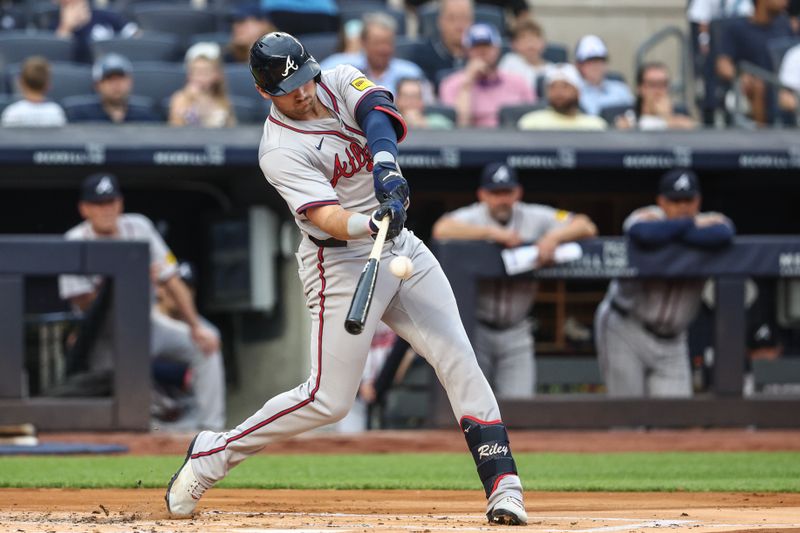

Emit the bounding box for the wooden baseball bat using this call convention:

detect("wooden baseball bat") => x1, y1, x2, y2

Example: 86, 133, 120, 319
344, 216, 390, 335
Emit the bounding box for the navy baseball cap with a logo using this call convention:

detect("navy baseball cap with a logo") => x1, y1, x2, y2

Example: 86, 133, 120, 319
463, 23, 502, 49
658, 168, 700, 200
480, 162, 519, 191
81, 173, 122, 203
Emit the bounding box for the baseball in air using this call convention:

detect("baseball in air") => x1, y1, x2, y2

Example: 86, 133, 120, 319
389, 256, 414, 280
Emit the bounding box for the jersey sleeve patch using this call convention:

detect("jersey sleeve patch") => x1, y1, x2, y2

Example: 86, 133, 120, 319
555, 209, 572, 222
351, 77, 376, 91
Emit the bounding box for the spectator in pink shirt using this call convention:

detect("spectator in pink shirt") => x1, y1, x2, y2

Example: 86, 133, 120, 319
439, 23, 535, 127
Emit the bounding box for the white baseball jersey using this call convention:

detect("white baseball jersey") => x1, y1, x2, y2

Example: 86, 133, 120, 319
59, 213, 178, 302
447, 202, 572, 327
259, 65, 388, 241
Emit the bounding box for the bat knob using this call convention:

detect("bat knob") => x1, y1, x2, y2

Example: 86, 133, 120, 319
345, 320, 364, 335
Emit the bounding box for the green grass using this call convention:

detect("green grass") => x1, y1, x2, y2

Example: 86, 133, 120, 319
0, 452, 798, 492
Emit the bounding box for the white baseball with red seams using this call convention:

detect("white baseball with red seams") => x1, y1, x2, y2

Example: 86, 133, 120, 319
182, 64, 524, 517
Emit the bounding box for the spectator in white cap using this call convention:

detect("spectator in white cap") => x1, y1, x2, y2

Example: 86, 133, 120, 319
439, 22, 535, 127
517, 63, 607, 130
169, 42, 236, 128
574, 34, 633, 116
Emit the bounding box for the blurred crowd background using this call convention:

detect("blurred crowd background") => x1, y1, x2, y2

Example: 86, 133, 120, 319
1, 0, 799, 130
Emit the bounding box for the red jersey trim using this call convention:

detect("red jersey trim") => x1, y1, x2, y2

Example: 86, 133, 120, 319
190, 248, 328, 461
296, 199, 340, 215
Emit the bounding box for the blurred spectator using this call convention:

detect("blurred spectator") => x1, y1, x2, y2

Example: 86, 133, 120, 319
1, 56, 66, 127
225, 4, 276, 64
169, 43, 236, 128
687, 0, 753, 56
498, 18, 551, 96
615, 62, 697, 131
59, 173, 226, 430
432, 162, 597, 399
778, 42, 800, 110
716, 0, 794, 125
67, 53, 160, 123
321, 12, 425, 95
574, 34, 634, 116
594, 169, 735, 398
395, 77, 454, 129
416, 0, 474, 83
517, 63, 607, 130
53, 0, 139, 64
439, 23, 534, 127
260, 0, 339, 35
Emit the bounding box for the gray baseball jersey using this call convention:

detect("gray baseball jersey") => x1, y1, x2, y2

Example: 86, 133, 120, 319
445, 202, 571, 398
59, 213, 226, 430
594, 205, 727, 397
187, 65, 523, 512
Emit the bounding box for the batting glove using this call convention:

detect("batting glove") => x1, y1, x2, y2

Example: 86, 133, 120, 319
373, 161, 410, 208
370, 198, 406, 240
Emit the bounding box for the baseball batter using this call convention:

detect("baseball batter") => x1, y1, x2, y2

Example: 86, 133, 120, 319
594, 169, 735, 397
433, 163, 597, 398
166, 32, 527, 526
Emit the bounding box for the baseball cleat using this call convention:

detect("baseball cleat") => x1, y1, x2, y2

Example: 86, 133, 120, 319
487, 496, 528, 526
165, 434, 209, 517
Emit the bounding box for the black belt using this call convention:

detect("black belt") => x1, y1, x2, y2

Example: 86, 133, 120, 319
609, 300, 678, 341
309, 235, 348, 247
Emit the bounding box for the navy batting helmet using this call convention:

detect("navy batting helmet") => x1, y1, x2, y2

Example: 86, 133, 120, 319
249, 32, 321, 96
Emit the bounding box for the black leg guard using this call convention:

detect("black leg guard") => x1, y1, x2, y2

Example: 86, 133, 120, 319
460, 416, 518, 498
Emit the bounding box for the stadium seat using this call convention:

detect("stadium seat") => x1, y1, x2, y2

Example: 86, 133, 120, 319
30, 4, 59, 31
543, 43, 568, 64
300, 32, 340, 63
423, 104, 457, 123
223, 63, 257, 100
131, 4, 220, 44
418, 3, 505, 39
599, 104, 633, 126
91, 33, 181, 63
394, 37, 426, 64
128, 61, 187, 105
0, 32, 73, 68
499, 103, 547, 128
5, 62, 93, 102
229, 95, 269, 124
188, 32, 232, 52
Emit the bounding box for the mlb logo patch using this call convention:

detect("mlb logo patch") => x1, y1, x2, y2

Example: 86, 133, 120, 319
351, 77, 375, 91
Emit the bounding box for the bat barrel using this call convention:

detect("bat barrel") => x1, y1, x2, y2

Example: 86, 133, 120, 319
345, 258, 379, 335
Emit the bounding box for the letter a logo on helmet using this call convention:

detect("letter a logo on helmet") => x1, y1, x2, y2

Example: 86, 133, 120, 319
282, 56, 298, 77
249, 32, 321, 96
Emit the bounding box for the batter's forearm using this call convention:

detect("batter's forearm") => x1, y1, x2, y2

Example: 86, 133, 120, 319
306, 204, 372, 240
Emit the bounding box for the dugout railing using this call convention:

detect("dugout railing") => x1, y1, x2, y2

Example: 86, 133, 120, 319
0, 237, 150, 430
431, 237, 800, 429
